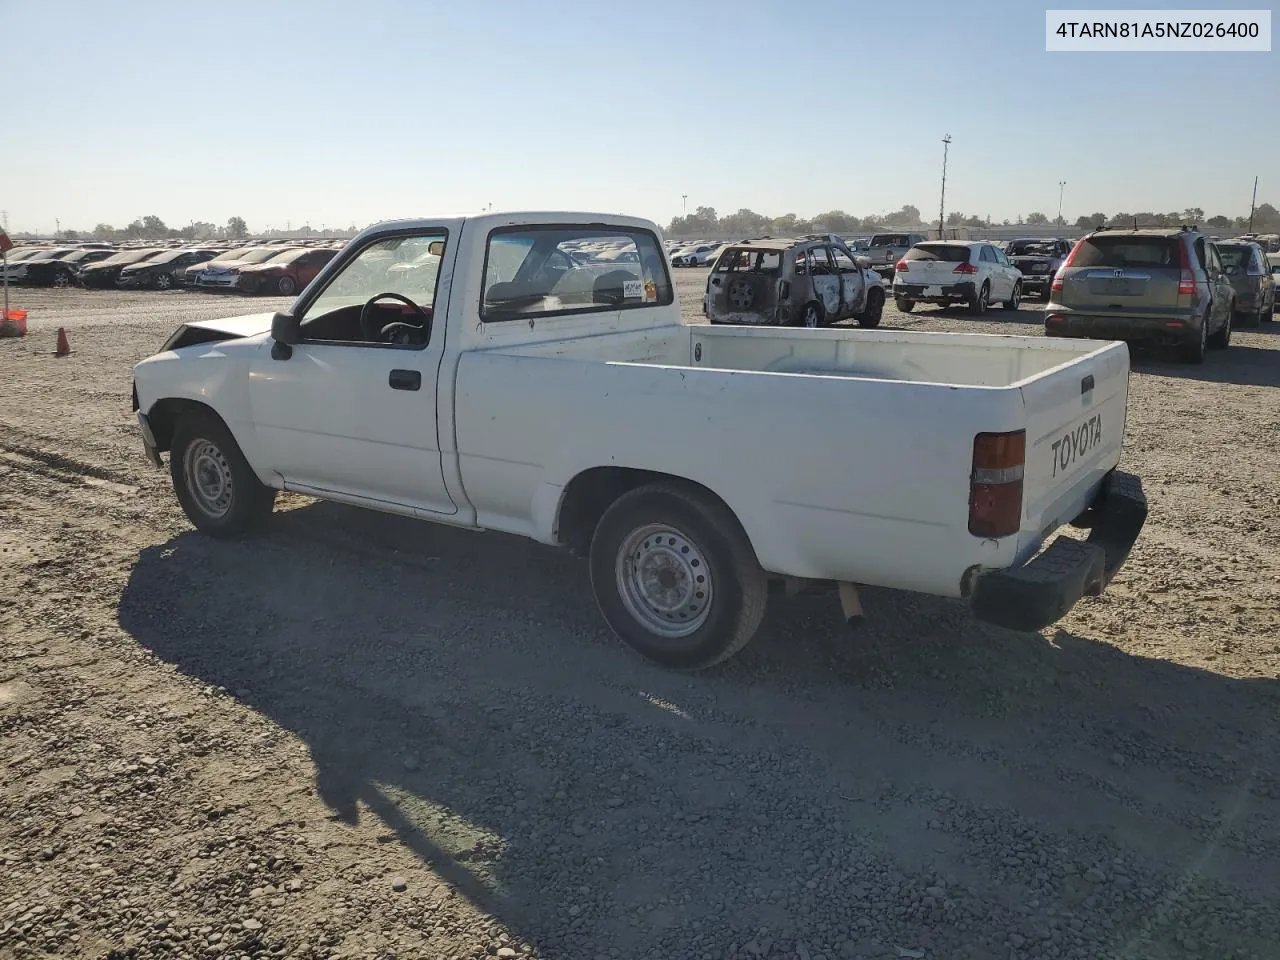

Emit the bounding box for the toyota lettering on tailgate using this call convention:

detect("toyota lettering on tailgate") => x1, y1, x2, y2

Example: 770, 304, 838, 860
1051, 414, 1102, 478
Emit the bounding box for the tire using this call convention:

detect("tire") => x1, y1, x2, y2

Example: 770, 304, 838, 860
277, 275, 297, 296
857, 288, 884, 328
170, 410, 277, 538
895, 297, 915, 313
1180, 310, 1209, 364
1002, 282, 1021, 311
588, 482, 767, 669
53, 270, 73, 289
1208, 304, 1228, 350
154, 273, 173, 291
969, 282, 990, 315
801, 301, 825, 329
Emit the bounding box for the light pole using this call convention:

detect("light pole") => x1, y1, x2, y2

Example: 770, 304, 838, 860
1247, 176, 1258, 234
937, 135, 951, 239
1057, 181, 1066, 227
681, 194, 688, 215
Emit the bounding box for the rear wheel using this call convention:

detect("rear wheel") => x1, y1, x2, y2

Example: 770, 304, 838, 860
53, 270, 73, 288
589, 482, 767, 669
969, 282, 990, 315
170, 410, 276, 538
857, 288, 884, 328
801, 301, 825, 328
895, 297, 915, 313
154, 273, 173, 291
1208, 303, 1233, 349
277, 275, 297, 296
1002, 282, 1021, 311
1181, 310, 1210, 363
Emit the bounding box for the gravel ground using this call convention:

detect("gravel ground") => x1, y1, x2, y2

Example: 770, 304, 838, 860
1, 277, 1278, 960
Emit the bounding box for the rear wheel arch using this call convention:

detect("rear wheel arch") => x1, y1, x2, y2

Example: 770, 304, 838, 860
555, 466, 760, 564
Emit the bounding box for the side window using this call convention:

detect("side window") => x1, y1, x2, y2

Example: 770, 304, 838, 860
831, 247, 857, 271
1206, 244, 1222, 273
297, 231, 448, 347
481, 225, 672, 322
1194, 238, 1207, 269
793, 250, 808, 276
980, 246, 996, 263
809, 247, 835, 275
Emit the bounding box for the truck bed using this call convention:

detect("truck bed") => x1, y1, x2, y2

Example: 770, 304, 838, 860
459, 323, 1130, 596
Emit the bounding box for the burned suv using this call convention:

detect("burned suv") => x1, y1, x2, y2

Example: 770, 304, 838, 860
1045, 226, 1235, 364
703, 235, 885, 328
1005, 237, 1073, 299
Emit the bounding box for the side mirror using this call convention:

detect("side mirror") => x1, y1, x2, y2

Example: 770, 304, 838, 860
270, 311, 300, 360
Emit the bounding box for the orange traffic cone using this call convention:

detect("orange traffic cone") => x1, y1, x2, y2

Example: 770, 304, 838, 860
54, 327, 71, 357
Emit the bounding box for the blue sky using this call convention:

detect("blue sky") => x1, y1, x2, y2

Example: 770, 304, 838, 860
1, 0, 1275, 234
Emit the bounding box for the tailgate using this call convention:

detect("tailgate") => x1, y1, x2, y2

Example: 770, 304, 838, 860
902, 261, 960, 284
1016, 343, 1130, 559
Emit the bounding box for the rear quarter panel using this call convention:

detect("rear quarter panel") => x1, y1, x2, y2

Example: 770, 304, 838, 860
452, 352, 1029, 597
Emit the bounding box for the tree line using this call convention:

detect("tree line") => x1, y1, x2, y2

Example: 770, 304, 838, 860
667, 203, 1279, 237
14, 216, 362, 243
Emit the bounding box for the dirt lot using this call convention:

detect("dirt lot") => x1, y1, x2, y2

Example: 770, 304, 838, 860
1, 277, 1278, 960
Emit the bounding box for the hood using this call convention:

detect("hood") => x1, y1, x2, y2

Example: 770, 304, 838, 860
186, 312, 276, 339
238, 262, 285, 274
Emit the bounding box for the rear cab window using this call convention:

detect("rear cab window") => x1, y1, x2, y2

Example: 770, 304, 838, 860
481, 225, 672, 322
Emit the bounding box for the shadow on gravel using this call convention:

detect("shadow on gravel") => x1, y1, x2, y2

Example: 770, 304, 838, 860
1130, 341, 1280, 387
117, 505, 1280, 957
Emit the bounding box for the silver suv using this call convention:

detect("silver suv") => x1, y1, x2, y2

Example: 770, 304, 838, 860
1045, 226, 1236, 364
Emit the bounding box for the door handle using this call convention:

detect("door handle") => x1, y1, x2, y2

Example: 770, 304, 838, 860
388, 369, 421, 391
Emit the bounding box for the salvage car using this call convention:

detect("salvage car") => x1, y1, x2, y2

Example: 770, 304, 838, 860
79, 248, 168, 288
893, 241, 1023, 314
188, 246, 287, 287
1005, 238, 1073, 299
1044, 226, 1235, 363
233, 247, 338, 295
858, 232, 929, 279
19, 248, 116, 286
704, 235, 886, 328
116, 249, 221, 290
131, 211, 1146, 670
0, 247, 80, 283
1214, 239, 1274, 326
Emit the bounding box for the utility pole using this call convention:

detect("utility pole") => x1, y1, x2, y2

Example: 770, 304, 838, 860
55, 217, 61, 236
937, 134, 951, 239
1247, 176, 1259, 233
1057, 181, 1066, 227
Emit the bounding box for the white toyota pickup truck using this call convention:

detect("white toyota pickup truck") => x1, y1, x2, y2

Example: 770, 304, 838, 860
132, 212, 1147, 669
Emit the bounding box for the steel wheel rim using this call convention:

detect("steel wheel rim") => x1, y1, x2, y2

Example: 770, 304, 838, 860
184, 439, 234, 519
615, 523, 713, 638
728, 280, 753, 309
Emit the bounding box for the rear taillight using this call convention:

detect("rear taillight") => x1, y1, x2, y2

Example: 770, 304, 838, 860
1176, 240, 1196, 295
895, 259, 909, 272
953, 262, 977, 274
969, 430, 1025, 538
1050, 239, 1083, 293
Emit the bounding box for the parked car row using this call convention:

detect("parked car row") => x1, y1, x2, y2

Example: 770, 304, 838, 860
0, 240, 345, 295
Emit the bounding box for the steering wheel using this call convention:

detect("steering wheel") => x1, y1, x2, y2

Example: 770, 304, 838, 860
358, 293, 430, 343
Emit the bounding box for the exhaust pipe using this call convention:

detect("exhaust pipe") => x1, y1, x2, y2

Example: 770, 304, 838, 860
837, 582, 865, 627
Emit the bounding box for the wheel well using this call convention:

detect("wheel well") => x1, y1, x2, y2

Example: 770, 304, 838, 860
145, 398, 227, 452
556, 467, 747, 556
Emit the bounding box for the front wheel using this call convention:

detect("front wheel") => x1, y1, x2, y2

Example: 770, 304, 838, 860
1002, 282, 1021, 311
801, 301, 825, 328
154, 273, 173, 290
588, 483, 767, 669
170, 410, 277, 538
857, 288, 884, 328
277, 275, 297, 296
1208, 305, 1232, 349
895, 297, 915, 313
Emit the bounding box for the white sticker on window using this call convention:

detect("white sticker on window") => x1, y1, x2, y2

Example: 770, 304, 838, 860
622, 279, 644, 299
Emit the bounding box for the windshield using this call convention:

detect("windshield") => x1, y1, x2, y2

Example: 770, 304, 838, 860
97, 249, 162, 266
261, 248, 308, 265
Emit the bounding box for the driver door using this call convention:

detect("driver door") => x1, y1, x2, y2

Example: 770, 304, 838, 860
246, 228, 460, 516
